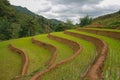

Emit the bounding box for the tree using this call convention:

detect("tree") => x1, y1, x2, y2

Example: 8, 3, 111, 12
79, 15, 92, 27
118, 10, 120, 14
20, 18, 38, 37
55, 23, 65, 31
0, 18, 20, 40
65, 19, 74, 29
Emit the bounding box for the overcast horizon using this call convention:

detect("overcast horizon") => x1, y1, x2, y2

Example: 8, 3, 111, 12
8, 0, 120, 23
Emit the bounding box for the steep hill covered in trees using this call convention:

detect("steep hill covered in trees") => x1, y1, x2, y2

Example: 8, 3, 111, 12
0, 0, 73, 40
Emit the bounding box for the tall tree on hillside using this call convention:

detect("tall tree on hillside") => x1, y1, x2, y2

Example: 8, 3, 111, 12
0, 18, 20, 40
79, 15, 92, 27
65, 19, 74, 29
20, 18, 38, 37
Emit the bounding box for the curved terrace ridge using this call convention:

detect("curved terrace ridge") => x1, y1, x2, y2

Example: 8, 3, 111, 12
77, 28, 120, 40
30, 34, 83, 80
64, 31, 108, 80
31, 38, 58, 66
8, 44, 29, 79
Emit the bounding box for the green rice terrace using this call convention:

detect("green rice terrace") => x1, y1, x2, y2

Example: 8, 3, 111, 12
0, 28, 120, 80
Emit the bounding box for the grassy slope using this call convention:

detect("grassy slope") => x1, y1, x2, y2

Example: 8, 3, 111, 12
70, 30, 120, 80
41, 32, 96, 80
84, 28, 120, 32
34, 34, 73, 62
86, 11, 120, 29
0, 41, 22, 80
1, 29, 119, 80
0, 37, 51, 80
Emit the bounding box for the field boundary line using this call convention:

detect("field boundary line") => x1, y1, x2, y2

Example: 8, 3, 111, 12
31, 38, 58, 66
64, 31, 108, 80
30, 34, 83, 80
77, 28, 120, 40
8, 44, 29, 79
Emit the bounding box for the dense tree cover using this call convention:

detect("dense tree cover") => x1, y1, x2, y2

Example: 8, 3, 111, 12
0, 0, 74, 40
79, 15, 92, 27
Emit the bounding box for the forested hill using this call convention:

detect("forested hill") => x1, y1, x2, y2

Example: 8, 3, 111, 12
0, 0, 73, 40
12, 5, 35, 15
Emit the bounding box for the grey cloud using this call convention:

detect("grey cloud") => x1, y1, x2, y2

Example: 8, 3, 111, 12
49, 0, 104, 5
51, 3, 120, 19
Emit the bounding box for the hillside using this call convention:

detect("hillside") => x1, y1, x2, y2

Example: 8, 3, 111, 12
85, 11, 120, 29
0, 28, 120, 80
0, 0, 120, 80
12, 5, 35, 15
0, 0, 72, 40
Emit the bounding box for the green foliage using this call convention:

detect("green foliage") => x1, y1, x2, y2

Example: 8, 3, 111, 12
107, 21, 120, 29
19, 18, 39, 37
0, 0, 76, 41
0, 18, 20, 40
0, 0, 69, 40
41, 32, 96, 80
79, 15, 92, 27
91, 10, 120, 29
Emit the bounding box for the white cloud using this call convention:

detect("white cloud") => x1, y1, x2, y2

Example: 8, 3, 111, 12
8, 0, 120, 23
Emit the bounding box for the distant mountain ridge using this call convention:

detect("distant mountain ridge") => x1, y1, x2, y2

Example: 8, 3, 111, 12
12, 5, 35, 15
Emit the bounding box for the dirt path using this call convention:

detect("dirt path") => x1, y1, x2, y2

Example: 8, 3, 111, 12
64, 31, 108, 80
31, 38, 58, 66
30, 34, 83, 80
9, 44, 29, 79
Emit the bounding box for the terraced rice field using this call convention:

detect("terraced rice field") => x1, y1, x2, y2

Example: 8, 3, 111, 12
0, 28, 120, 80
75, 29, 120, 80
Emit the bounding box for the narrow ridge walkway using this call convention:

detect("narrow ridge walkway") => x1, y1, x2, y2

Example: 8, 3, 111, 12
40, 32, 96, 80
0, 41, 22, 80
34, 34, 73, 62
74, 30, 120, 80
10, 37, 51, 79
30, 34, 81, 80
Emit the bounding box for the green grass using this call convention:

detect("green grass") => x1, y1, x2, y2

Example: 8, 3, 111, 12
69, 30, 120, 80
0, 37, 51, 80
34, 34, 73, 62
1, 29, 119, 80
84, 28, 120, 32
40, 32, 96, 80
0, 41, 22, 80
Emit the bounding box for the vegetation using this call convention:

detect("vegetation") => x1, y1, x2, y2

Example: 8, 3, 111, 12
0, 37, 51, 80
85, 11, 120, 29
70, 30, 120, 80
41, 32, 96, 80
0, 0, 120, 80
79, 15, 92, 27
0, 0, 74, 40
0, 28, 120, 80
34, 34, 73, 62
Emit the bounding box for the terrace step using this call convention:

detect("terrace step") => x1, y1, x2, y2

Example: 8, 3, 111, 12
31, 38, 58, 66
77, 28, 120, 40
30, 34, 83, 80
75, 29, 120, 80
64, 30, 108, 80
41, 32, 96, 80
8, 38, 51, 80
8, 44, 29, 79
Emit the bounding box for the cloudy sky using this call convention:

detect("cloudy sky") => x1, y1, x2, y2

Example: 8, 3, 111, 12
8, 0, 120, 23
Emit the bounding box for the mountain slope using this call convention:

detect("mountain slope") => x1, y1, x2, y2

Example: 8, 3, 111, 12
0, 0, 70, 40
86, 11, 120, 29
12, 5, 35, 15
